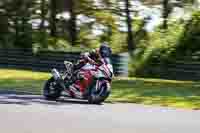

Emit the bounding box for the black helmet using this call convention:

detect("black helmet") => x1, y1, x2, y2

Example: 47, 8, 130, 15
99, 43, 112, 58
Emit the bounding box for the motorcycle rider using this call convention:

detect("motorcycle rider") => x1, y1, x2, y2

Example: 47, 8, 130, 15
69, 43, 112, 98
74, 43, 112, 72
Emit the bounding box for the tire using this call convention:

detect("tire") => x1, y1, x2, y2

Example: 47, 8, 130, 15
43, 77, 62, 101
88, 81, 111, 104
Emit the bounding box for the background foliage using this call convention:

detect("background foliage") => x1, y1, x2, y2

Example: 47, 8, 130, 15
0, 0, 200, 76
131, 10, 200, 76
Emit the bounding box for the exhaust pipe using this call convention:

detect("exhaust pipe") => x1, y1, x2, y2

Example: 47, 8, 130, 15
51, 69, 66, 91
51, 68, 61, 81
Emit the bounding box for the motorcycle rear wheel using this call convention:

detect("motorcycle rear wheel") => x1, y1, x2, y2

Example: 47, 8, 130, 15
43, 77, 62, 100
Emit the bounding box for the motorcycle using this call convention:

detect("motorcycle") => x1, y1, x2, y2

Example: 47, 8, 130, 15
43, 58, 113, 104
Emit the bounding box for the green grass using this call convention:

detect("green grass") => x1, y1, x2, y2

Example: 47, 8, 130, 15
0, 68, 200, 109
0, 69, 50, 93
110, 78, 200, 109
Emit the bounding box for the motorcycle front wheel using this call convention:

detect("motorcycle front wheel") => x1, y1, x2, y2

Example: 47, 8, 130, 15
43, 77, 62, 100
88, 81, 111, 104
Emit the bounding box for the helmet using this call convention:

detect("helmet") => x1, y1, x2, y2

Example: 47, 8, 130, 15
99, 43, 112, 58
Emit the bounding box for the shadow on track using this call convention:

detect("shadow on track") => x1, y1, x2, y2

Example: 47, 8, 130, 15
0, 90, 92, 106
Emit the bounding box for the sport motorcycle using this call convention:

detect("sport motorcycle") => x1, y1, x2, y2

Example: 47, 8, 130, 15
43, 58, 113, 104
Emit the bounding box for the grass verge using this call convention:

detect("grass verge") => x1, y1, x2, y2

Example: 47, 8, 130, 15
0, 68, 200, 109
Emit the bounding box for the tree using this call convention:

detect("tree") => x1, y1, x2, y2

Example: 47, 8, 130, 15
68, 0, 77, 46
50, 0, 57, 37
124, 0, 135, 55
39, 0, 48, 48
162, 0, 170, 29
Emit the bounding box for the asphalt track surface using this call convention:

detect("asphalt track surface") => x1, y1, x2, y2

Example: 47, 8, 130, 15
0, 91, 200, 133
